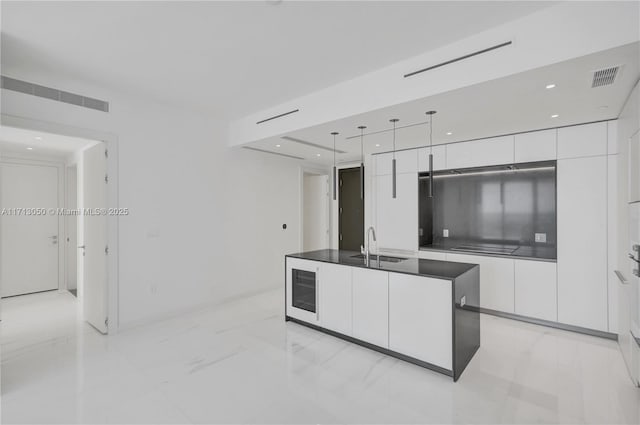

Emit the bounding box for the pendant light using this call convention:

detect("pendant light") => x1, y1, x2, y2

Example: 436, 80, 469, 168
358, 126, 366, 200
425, 110, 437, 198
390, 118, 399, 198
331, 132, 339, 200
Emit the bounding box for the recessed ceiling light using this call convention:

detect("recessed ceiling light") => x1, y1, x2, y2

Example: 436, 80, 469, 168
598, 105, 609, 110
27, 147, 33, 150
551, 114, 559, 118
546, 84, 556, 89
446, 132, 452, 135
375, 144, 380, 147
275, 144, 281, 147
316, 153, 321, 157
34, 136, 43, 140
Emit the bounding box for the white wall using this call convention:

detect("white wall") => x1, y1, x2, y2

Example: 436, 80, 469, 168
302, 173, 329, 251
1, 76, 301, 328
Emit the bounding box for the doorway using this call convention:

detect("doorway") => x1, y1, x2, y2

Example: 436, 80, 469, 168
302, 171, 330, 251
0, 126, 111, 334
338, 167, 364, 251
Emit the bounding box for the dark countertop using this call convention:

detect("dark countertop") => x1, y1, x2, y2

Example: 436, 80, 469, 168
421, 241, 557, 262
286, 249, 478, 281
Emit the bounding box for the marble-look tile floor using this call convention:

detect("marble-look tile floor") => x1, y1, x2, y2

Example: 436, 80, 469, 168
1, 289, 639, 424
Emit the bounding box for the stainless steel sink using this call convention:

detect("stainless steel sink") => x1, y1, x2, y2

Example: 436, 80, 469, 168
350, 254, 406, 263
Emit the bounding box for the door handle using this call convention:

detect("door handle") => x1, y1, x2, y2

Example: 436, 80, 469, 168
78, 245, 85, 249
78, 245, 86, 256
615, 270, 630, 284
49, 235, 58, 244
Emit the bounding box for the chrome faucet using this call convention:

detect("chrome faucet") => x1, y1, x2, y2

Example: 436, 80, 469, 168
360, 226, 377, 266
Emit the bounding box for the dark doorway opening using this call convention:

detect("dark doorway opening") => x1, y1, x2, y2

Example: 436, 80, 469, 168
338, 167, 364, 251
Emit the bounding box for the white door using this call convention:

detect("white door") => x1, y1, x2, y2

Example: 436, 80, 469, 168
0, 163, 59, 297
82, 143, 108, 333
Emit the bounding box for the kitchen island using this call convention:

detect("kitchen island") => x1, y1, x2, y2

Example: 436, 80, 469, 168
285, 249, 480, 381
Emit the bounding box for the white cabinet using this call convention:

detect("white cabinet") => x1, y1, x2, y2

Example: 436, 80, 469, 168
352, 267, 389, 348
607, 155, 618, 333
418, 250, 447, 261
557, 156, 608, 331
389, 273, 452, 369
319, 262, 352, 336
557, 122, 607, 159
445, 135, 514, 169
446, 253, 515, 313
514, 129, 556, 162
375, 149, 418, 175
374, 173, 418, 255
514, 260, 557, 321
418, 145, 446, 172
629, 132, 640, 203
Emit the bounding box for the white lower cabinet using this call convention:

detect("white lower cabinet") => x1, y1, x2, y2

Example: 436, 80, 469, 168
319, 263, 352, 336
389, 273, 452, 369
446, 253, 515, 313
352, 267, 389, 348
514, 260, 557, 321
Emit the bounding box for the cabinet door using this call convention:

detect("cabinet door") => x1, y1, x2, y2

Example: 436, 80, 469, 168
557, 156, 608, 331
446, 135, 514, 169
629, 132, 640, 203
374, 173, 418, 255
319, 263, 352, 335
389, 273, 452, 369
418, 250, 447, 261
446, 253, 515, 313
557, 122, 607, 159
375, 149, 418, 175
514, 260, 557, 321
514, 129, 556, 163
352, 268, 389, 348
418, 145, 446, 172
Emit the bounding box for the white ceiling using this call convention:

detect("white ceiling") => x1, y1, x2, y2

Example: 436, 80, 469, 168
0, 126, 99, 157
1, 1, 556, 118
247, 42, 639, 165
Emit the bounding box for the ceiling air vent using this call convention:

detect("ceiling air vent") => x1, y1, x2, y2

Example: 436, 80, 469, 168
1, 76, 109, 112
404, 41, 512, 78
592, 66, 620, 88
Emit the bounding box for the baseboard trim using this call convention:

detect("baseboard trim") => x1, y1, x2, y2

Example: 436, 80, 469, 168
467, 306, 618, 340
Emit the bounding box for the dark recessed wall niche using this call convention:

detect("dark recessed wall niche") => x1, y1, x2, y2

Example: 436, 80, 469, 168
419, 161, 557, 256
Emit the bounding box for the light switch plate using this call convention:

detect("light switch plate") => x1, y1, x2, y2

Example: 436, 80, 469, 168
443, 229, 449, 237
535, 233, 547, 243
461, 295, 466, 307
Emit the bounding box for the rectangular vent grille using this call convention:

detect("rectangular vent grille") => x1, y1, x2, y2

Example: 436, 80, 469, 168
256, 109, 299, 125
1, 76, 109, 112
404, 41, 512, 78
243, 146, 304, 160
592, 66, 619, 88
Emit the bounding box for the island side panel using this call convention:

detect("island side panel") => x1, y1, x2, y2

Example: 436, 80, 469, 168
453, 265, 481, 381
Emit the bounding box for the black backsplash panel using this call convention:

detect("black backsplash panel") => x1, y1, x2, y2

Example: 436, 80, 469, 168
421, 161, 557, 248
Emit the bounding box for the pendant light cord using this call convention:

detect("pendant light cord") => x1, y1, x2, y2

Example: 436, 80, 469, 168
429, 114, 433, 154
393, 120, 396, 158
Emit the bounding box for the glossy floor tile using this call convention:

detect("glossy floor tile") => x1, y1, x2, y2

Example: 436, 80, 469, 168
1, 290, 639, 424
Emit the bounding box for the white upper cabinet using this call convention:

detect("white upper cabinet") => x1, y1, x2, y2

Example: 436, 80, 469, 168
514, 129, 557, 163
374, 149, 418, 175
418, 145, 446, 172
629, 132, 640, 203
446, 135, 515, 169
374, 173, 418, 255
446, 253, 515, 313
514, 260, 557, 322
557, 122, 607, 159
557, 156, 608, 331
319, 262, 352, 336
388, 273, 452, 369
